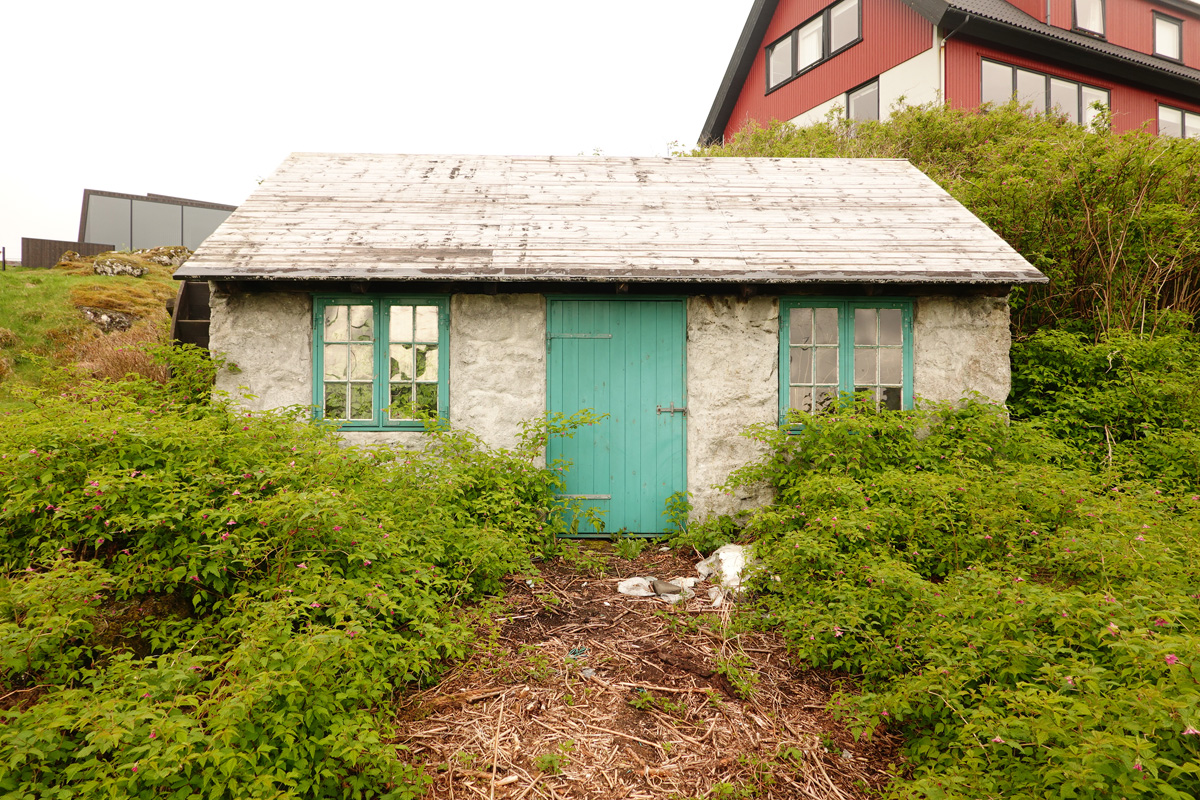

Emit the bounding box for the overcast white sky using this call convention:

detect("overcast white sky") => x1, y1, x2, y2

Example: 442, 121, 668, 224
2, 0, 753, 262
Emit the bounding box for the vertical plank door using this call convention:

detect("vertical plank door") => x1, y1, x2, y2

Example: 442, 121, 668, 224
547, 299, 687, 534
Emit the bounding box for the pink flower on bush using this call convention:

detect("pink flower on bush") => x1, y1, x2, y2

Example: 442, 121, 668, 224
1154, 618, 1167, 627
1165, 654, 1179, 666
1182, 727, 1200, 735
297, 563, 307, 569
991, 736, 1004, 743
833, 626, 843, 637
310, 602, 321, 608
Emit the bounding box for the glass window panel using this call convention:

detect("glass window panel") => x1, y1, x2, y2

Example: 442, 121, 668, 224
881, 386, 902, 411
1081, 87, 1108, 127
768, 35, 794, 88
389, 305, 413, 341
1016, 70, 1046, 113
854, 348, 877, 384
416, 345, 439, 381
1160, 106, 1183, 138
1155, 16, 1182, 60
854, 308, 876, 345
1075, 0, 1104, 34
324, 306, 348, 342
789, 307, 813, 345
790, 346, 813, 384
981, 60, 1014, 106
390, 344, 414, 380
324, 344, 347, 380
1185, 112, 1200, 140
815, 386, 836, 412
878, 309, 903, 345
414, 306, 439, 341
830, 0, 860, 52
1050, 78, 1080, 123
814, 308, 838, 344
348, 305, 373, 341
349, 384, 374, 420
789, 387, 812, 413
389, 383, 413, 420
349, 344, 374, 380
324, 383, 347, 419
416, 383, 439, 415
879, 349, 902, 385
797, 18, 823, 71
815, 348, 838, 384
847, 81, 879, 122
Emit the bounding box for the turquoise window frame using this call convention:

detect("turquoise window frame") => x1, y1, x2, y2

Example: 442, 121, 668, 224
778, 297, 914, 424
311, 295, 450, 431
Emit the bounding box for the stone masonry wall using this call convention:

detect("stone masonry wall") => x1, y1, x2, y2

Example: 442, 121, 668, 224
913, 295, 1012, 405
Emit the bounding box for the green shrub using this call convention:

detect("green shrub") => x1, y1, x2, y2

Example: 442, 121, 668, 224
726, 402, 1200, 799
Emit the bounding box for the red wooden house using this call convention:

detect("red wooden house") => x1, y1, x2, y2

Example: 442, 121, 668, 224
700, 0, 1200, 141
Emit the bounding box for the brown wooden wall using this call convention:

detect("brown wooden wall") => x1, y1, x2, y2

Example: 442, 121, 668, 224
20, 238, 115, 269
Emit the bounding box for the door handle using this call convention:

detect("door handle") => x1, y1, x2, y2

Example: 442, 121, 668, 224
656, 402, 687, 415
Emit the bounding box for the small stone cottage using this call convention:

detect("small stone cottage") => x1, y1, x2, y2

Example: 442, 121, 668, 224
174, 153, 1045, 533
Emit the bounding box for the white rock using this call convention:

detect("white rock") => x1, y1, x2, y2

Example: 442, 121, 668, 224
616, 577, 656, 597
696, 544, 759, 593
707, 586, 725, 607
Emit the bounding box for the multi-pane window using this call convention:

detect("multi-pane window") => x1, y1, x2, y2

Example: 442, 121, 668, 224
780, 299, 912, 421
1154, 13, 1183, 61
313, 296, 448, 429
766, 0, 861, 91
1074, 0, 1105, 35
981, 60, 1109, 126
1159, 105, 1200, 138
847, 80, 880, 121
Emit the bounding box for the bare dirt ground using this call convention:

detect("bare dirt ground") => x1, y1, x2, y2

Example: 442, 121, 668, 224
395, 545, 903, 799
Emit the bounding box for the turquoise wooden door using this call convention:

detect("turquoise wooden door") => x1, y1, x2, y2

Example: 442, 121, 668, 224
547, 299, 687, 535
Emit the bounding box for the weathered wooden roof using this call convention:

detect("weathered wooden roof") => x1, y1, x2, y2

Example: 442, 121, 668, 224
175, 153, 1046, 285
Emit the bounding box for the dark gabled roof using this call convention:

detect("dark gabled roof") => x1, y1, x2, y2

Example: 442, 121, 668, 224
699, 0, 1200, 144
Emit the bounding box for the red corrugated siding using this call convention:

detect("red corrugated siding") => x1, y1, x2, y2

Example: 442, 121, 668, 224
723, 0, 933, 138
1047, 0, 1199, 67
944, 36, 1200, 131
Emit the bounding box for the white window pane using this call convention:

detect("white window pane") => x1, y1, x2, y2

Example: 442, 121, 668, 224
1016, 70, 1046, 113
815, 386, 837, 413
1155, 16, 1182, 60
854, 348, 876, 384
879, 349, 903, 385
390, 344, 413, 380
790, 386, 813, 413
854, 308, 876, 345
1185, 112, 1200, 139
789, 307, 813, 345
878, 309, 903, 345
1075, 0, 1104, 34
815, 348, 838, 384
389, 305, 413, 341
1050, 78, 1079, 123
1081, 87, 1109, 127
797, 19, 824, 71
416, 345, 438, 381
830, 0, 860, 52
768, 36, 793, 88
348, 305, 374, 341
848, 81, 879, 121
814, 308, 838, 344
324, 306, 348, 342
790, 347, 813, 384
981, 61, 1014, 106
881, 386, 902, 411
324, 344, 347, 380
1160, 106, 1183, 138
414, 306, 439, 341
349, 344, 374, 380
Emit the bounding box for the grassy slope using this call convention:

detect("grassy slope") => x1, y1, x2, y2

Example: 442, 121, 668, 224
0, 253, 179, 409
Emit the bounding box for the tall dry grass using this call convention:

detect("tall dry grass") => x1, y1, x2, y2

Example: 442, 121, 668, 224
69, 321, 170, 383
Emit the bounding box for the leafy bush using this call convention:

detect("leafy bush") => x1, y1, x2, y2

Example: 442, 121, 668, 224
0, 367, 580, 798
727, 402, 1200, 799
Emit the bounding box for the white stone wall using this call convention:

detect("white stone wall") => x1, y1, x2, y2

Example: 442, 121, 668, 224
685, 297, 779, 519
208, 288, 1011, 519
913, 295, 1012, 405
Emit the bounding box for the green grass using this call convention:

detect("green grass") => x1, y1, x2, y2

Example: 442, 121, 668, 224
0, 258, 178, 409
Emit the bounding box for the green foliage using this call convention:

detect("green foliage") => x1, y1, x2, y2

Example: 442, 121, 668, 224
725, 401, 1200, 799
533, 740, 574, 775
0, 370, 585, 798
1010, 321, 1200, 490
692, 104, 1200, 337
610, 530, 648, 560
